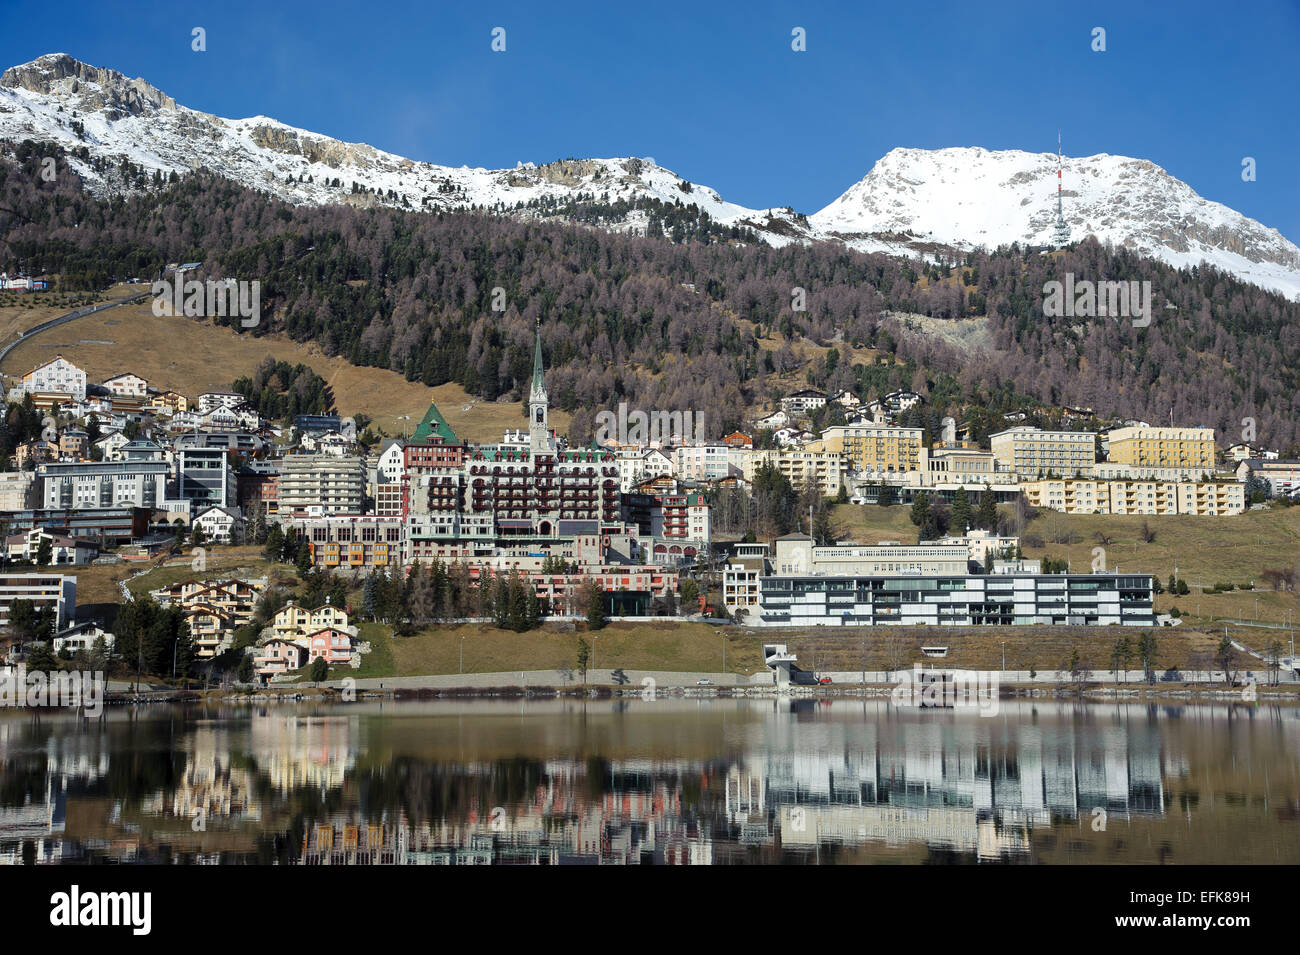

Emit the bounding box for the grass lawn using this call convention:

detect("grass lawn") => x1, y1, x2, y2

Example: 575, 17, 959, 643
371, 619, 762, 677
828, 501, 1300, 630
0, 294, 566, 444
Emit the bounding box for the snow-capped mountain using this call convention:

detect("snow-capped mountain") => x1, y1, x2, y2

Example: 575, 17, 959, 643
813, 146, 1300, 298
2, 53, 1298, 298
0, 53, 810, 243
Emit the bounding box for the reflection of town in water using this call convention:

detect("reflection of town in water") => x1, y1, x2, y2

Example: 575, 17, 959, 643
1, 700, 1297, 864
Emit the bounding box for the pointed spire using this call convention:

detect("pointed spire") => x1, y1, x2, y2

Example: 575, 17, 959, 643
530, 318, 547, 400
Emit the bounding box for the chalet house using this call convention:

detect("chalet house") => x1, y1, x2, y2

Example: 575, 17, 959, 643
192, 506, 243, 544
253, 638, 305, 680
184, 604, 236, 658
780, 390, 827, 414
754, 410, 790, 430
103, 373, 148, 398
51, 621, 115, 654
306, 627, 356, 666
270, 601, 352, 640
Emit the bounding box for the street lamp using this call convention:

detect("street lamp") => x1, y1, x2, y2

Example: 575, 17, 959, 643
459, 635, 464, 675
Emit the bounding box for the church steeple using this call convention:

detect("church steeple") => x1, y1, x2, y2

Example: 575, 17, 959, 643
528, 319, 552, 453
530, 319, 547, 404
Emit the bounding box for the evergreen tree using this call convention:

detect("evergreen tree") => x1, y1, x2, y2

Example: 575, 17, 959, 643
586, 583, 606, 630
950, 488, 972, 534
264, 524, 285, 561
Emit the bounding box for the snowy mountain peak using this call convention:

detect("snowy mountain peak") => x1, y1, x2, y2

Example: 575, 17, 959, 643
1, 55, 1297, 297
1, 52, 176, 117
813, 146, 1300, 296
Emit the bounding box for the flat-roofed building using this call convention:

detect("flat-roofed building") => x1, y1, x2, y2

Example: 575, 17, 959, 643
0, 573, 76, 628
723, 542, 769, 616
1107, 425, 1215, 470
814, 424, 923, 475
278, 454, 365, 515
1022, 478, 1244, 515
742, 449, 845, 496
39, 460, 169, 509
755, 572, 1154, 627
927, 445, 999, 485
0, 472, 38, 510
772, 534, 969, 576
989, 427, 1096, 478
283, 513, 404, 570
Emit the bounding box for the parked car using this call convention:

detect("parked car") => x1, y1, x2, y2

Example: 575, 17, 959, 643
696, 679, 712, 686
818, 676, 832, 685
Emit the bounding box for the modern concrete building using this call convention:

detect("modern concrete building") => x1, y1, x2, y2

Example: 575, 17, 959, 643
39, 460, 169, 509
278, 454, 366, 515
0, 573, 77, 629
283, 513, 404, 569
754, 572, 1154, 627
176, 447, 236, 509
772, 534, 969, 576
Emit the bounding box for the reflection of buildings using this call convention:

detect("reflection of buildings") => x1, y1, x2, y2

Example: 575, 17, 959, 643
140, 724, 261, 825
1, 702, 1289, 865
248, 713, 357, 793
732, 712, 1167, 860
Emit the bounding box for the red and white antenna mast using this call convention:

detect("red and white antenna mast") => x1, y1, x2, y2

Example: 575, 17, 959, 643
1052, 130, 1071, 248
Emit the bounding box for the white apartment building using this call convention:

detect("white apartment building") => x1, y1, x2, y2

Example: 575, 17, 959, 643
197, 391, 246, 415
674, 443, 732, 483
21, 355, 87, 401
0, 573, 77, 628
278, 455, 367, 515
39, 460, 170, 509
989, 426, 1097, 477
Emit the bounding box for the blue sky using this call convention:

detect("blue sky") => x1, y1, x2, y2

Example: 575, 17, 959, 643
3, 0, 1297, 239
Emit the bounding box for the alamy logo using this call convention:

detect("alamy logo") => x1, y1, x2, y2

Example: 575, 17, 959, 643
595, 402, 706, 445
1, 666, 103, 717
1042, 273, 1151, 327
890, 667, 999, 717
50, 885, 151, 935
152, 277, 260, 327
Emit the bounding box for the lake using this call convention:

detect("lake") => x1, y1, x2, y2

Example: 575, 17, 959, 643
2, 699, 1297, 864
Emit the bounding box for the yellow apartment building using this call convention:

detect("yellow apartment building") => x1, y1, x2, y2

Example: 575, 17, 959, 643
813, 424, 923, 474
1106, 425, 1216, 469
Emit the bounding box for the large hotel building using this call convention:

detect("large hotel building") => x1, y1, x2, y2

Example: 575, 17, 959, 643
1106, 425, 1216, 470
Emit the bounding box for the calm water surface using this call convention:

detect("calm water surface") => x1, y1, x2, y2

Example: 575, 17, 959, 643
2, 699, 1297, 864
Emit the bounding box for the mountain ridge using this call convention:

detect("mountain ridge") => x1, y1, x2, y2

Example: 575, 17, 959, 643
2, 52, 1298, 298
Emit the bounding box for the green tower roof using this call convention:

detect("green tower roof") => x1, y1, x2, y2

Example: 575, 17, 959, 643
411, 401, 459, 444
